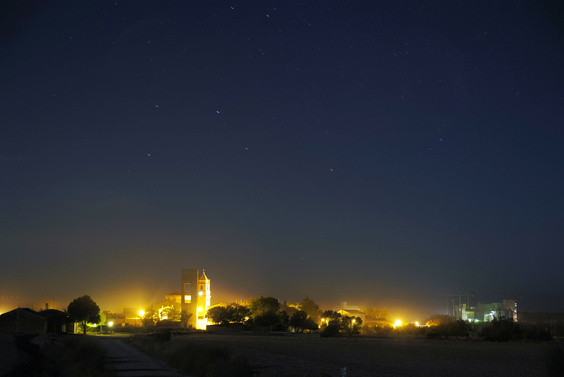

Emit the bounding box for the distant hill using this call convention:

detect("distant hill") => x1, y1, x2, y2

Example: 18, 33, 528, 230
519, 312, 564, 322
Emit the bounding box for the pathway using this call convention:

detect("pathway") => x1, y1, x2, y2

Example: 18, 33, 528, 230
95, 336, 187, 377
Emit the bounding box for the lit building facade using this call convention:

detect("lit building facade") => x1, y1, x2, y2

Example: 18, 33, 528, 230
181, 269, 211, 330
460, 299, 518, 323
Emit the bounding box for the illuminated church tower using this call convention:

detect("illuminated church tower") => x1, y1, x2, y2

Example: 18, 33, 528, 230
197, 270, 211, 329
181, 269, 211, 330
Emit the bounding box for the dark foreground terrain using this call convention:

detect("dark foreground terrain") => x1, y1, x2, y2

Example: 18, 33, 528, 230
2, 333, 563, 377
166, 333, 562, 377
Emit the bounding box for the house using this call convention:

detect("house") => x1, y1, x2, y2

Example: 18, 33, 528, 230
337, 309, 366, 323
0, 308, 47, 334
38, 309, 71, 333
333, 302, 366, 323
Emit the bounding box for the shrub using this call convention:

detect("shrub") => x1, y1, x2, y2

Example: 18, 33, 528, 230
129, 335, 253, 377
152, 329, 171, 342
361, 325, 393, 337
545, 344, 564, 376
481, 318, 522, 342
320, 323, 341, 337
39, 335, 112, 377
426, 319, 471, 339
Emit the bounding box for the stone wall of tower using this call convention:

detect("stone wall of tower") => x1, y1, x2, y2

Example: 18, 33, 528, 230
180, 269, 199, 329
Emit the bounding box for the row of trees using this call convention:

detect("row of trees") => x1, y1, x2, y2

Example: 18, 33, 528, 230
205, 296, 363, 336
206, 296, 325, 333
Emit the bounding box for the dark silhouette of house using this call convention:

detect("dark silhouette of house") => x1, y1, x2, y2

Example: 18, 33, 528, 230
0, 308, 47, 334
37, 309, 69, 333
0, 308, 71, 334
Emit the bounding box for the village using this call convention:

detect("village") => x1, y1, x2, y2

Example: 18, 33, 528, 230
0, 269, 528, 336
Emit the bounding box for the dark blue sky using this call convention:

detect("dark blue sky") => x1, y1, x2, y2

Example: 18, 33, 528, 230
1, 0, 563, 318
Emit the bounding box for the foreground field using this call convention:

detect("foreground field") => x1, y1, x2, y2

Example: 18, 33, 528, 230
0, 335, 19, 373
168, 333, 559, 377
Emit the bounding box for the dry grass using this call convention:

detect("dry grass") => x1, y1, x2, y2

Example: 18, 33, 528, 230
0, 334, 112, 377
0, 335, 19, 375
129, 333, 253, 377
167, 333, 558, 377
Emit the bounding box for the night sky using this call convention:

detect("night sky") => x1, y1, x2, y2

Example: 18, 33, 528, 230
1, 0, 563, 319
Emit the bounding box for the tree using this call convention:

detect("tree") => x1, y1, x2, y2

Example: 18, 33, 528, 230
181, 311, 192, 328
365, 307, 389, 321
290, 310, 308, 333
249, 296, 280, 317
425, 314, 454, 327
226, 304, 250, 324
280, 301, 299, 318
341, 316, 363, 335
276, 311, 290, 331
303, 317, 318, 332
206, 304, 250, 326
98, 311, 108, 332
67, 295, 101, 334
160, 306, 181, 322
299, 296, 321, 322
321, 310, 341, 323
254, 311, 281, 329
142, 306, 158, 327
320, 310, 342, 337
207, 306, 230, 325
319, 311, 361, 336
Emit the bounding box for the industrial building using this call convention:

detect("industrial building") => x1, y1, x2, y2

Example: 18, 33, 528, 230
460, 299, 518, 322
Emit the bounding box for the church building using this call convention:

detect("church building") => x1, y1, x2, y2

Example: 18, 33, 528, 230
181, 269, 211, 329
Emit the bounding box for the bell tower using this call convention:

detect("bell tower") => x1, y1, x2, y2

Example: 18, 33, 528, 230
197, 270, 211, 329
181, 269, 211, 330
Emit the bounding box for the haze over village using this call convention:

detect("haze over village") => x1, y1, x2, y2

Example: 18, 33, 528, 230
1, 267, 523, 330
2, 0, 563, 345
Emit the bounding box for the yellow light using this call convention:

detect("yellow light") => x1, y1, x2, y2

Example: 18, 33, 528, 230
197, 307, 203, 312
415, 321, 420, 327
393, 319, 402, 328
198, 291, 204, 296
108, 321, 114, 327
138, 310, 145, 317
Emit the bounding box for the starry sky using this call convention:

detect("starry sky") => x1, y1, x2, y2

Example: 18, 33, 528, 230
1, 0, 563, 319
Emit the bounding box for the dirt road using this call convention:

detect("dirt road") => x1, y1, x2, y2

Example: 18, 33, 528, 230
95, 336, 187, 377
